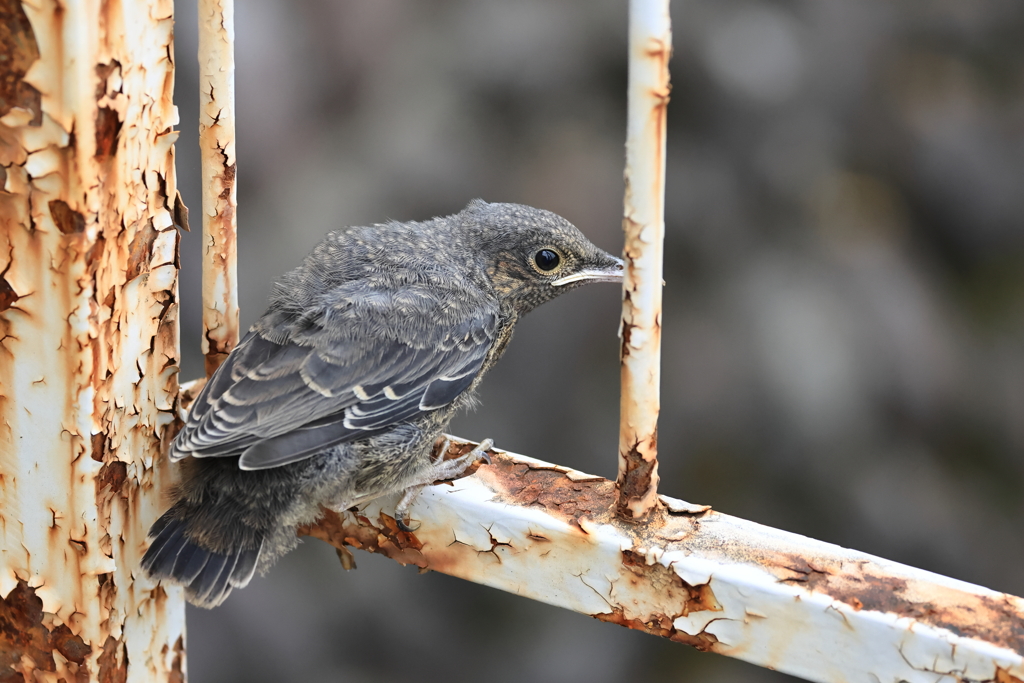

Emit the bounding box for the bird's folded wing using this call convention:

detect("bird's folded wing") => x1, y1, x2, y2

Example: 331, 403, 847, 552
172, 280, 499, 470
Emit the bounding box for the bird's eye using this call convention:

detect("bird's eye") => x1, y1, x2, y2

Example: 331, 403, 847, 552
534, 249, 561, 272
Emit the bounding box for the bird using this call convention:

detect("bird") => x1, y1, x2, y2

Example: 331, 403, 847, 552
141, 199, 623, 607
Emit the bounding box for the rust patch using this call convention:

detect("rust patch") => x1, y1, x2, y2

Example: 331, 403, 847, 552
203, 329, 231, 377
595, 607, 720, 652
49, 200, 86, 235
621, 549, 721, 616
96, 636, 126, 683
0, 582, 91, 677
0, 271, 17, 313
86, 232, 106, 268
94, 60, 121, 99
616, 438, 658, 520
669, 627, 720, 651
0, 582, 54, 675
777, 556, 831, 588
335, 545, 358, 570
620, 320, 636, 358
49, 624, 91, 665
125, 219, 157, 281
298, 508, 428, 569
95, 107, 122, 159
768, 551, 1024, 655
91, 432, 107, 462
172, 191, 190, 232
219, 161, 236, 187
0, 0, 42, 126
996, 668, 1024, 683
168, 636, 184, 683
96, 460, 127, 496
480, 453, 617, 528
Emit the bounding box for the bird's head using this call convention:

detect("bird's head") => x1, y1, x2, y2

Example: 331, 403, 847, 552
461, 200, 623, 314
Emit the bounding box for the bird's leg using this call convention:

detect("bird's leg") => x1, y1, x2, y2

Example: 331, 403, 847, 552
395, 485, 425, 532
432, 435, 453, 463
390, 436, 450, 531
394, 438, 494, 532
326, 496, 354, 513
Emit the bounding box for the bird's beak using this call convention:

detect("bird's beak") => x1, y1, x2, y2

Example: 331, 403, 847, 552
551, 257, 625, 287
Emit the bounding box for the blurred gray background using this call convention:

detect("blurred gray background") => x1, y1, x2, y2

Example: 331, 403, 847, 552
171, 0, 1024, 681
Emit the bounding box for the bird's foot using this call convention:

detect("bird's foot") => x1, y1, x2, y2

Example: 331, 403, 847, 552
432, 438, 493, 481
393, 439, 494, 532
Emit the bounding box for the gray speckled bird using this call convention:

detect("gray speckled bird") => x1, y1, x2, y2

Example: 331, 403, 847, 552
142, 199, 623, 607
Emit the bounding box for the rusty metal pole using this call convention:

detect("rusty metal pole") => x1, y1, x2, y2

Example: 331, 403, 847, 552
306, 438, 1024, 683
617, 0, 671, 521
198, 0, 239, 375
0, 0, 185, 679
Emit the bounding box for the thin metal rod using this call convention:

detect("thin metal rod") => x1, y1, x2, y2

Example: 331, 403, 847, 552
304, 438, 1024, 683
198, 0, 239, 376
618, 0, 671, 520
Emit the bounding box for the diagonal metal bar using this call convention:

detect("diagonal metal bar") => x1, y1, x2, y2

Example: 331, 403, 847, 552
618, 0, 671, 521
303, 437, 1024, 683
198, 0, 239, 375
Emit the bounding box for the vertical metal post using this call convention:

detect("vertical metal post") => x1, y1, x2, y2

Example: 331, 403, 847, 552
0, 0, 185, 678
617, 0, 672, 521
198, 0, 239, 375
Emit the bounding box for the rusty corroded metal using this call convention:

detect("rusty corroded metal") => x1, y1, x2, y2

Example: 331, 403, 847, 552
618, 0, 671, 521
198, 0, 239, 375
0, 0, 185, 680
303, 437, 1024, 683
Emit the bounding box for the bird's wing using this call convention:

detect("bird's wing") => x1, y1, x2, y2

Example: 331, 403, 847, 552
172, 278, 499, 470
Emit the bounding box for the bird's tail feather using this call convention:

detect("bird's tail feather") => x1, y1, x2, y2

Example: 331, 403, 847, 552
141, 512, 262, 608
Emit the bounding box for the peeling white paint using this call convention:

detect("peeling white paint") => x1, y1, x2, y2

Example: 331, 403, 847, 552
306, 440, 1024, 683
0, 0, 185, 680
198, 0, 240, 375
618, 0, 671, 520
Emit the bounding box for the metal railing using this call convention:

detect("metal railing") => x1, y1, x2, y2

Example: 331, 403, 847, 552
2, 1, 1022, 681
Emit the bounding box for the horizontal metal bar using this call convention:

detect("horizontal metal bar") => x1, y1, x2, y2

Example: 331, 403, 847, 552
301, 437, 1024, 683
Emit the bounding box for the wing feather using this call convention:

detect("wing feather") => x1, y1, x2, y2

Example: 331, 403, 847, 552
171, 278, 498, 470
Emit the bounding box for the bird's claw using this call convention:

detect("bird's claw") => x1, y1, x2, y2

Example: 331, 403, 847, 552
471, 438, 494, 466
396, 514, 420, 533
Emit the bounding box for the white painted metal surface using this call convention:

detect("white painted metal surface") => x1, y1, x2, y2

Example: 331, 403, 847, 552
0, 0, 185, 680
304, 439, 1024, 683
618, 0, 671, 520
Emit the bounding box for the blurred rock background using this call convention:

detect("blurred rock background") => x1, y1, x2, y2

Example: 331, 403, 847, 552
171, 0, 1024, 680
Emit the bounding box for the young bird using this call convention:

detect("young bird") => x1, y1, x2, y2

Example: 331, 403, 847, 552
142, 200, 623, 607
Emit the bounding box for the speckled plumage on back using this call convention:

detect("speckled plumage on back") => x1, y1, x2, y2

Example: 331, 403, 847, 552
142, 200, 622, 607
